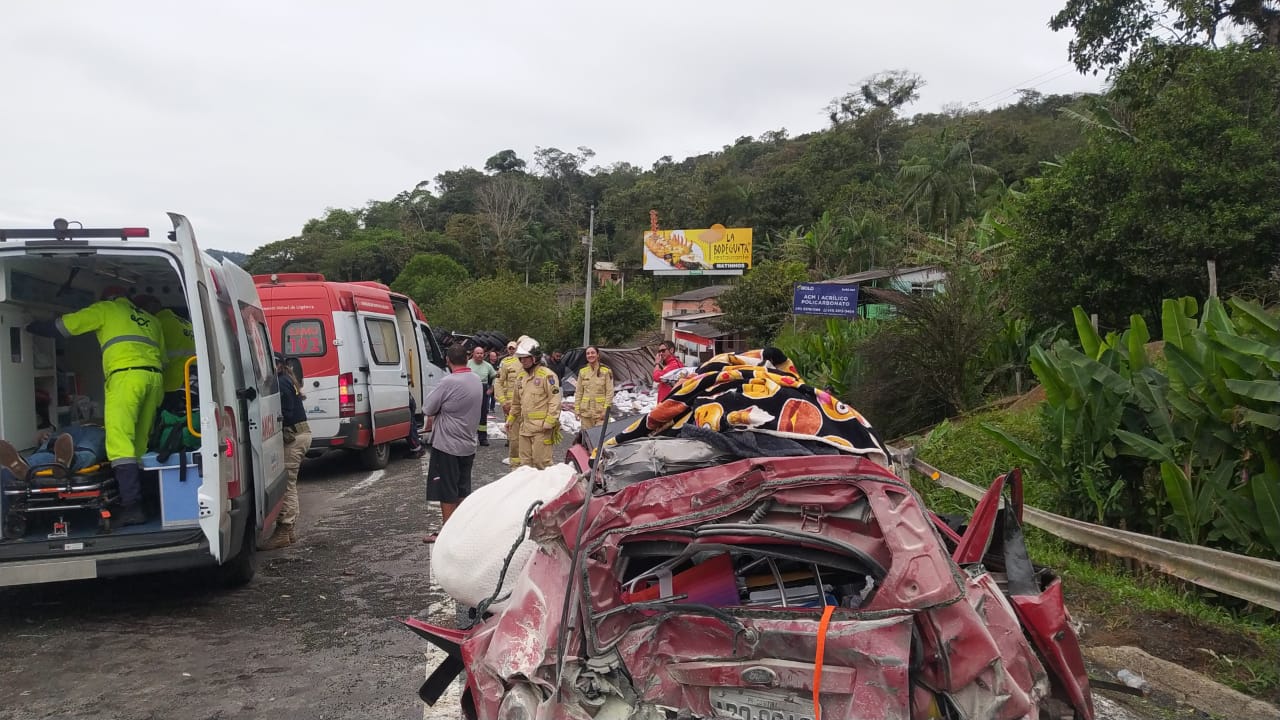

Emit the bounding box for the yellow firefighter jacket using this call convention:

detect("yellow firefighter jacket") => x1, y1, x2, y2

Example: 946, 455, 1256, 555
511, 364, 560, 435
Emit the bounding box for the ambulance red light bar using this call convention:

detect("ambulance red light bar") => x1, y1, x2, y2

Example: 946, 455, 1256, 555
0, 218, 150, 242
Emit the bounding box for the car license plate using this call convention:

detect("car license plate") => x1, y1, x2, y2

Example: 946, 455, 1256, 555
708, 687, 815, 720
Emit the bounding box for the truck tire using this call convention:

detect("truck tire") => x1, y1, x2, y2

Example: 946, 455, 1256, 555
215, 508, 257, 588
360, 442, 391, 469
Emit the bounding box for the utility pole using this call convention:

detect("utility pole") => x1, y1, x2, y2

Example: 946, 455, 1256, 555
583, 205, 595, 347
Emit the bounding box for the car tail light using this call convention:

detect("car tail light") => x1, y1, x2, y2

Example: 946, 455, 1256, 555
338, 372, 355, 416
219, 405, 242, 498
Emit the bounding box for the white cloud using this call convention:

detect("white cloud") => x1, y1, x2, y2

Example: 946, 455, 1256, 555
0, 0, 1101, 252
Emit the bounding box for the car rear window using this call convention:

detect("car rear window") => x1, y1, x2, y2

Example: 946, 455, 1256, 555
283, 319, 326, 357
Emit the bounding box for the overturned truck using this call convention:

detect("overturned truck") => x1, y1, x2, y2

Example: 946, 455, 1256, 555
409, 350, 1093, 720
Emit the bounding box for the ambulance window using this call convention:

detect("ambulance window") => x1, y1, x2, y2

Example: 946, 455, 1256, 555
239, 303, 280, 396
364, 318, 401, 365
283, 319, 325, 357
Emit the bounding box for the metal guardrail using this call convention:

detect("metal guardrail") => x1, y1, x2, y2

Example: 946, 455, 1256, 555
893, 447, 1280, 612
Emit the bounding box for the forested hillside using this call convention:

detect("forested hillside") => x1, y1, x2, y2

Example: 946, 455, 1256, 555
243, 79, 1087, 301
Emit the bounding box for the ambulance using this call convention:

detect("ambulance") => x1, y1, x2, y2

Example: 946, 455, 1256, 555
253, 274, 445, 469
0, 214, 286, 588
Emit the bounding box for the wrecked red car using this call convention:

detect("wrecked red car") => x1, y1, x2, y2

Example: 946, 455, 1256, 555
407, 351, 1093, 720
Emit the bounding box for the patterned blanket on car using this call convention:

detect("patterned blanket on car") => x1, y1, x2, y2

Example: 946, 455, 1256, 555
608, 348, 888, 464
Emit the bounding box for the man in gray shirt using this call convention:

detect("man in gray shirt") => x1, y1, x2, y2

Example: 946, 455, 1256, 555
421, 344, 483, 543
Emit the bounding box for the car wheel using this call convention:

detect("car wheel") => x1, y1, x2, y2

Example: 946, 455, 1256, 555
360, 442, 391, 470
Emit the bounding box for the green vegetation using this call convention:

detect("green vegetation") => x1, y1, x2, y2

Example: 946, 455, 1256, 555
243, 84, 1092, 328
982, 298, 1280, 558
916, 404, 1280, 701
389, 254, 469, 309
1011, 45, 1280, 329
916, 405, 1048, 512
775, 317, 883, 399
564, 285, 658, 347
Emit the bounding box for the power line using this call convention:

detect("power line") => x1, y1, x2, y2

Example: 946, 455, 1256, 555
973, 67, 1084, 110
968, 63, 1075, 107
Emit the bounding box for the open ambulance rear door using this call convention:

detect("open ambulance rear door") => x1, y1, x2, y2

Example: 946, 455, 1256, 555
217, 260, 287, 533
168, 213, 235, 562
169, 214, 285, 562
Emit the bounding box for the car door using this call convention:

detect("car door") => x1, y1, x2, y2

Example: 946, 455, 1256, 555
218, 260, 288, 530
168, 213, 231, 561
357, 310, 410, 443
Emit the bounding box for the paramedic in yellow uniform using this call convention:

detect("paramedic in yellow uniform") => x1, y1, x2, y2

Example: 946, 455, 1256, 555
136, 296, 196, 409
574, 346, 613, 430
27, 287, 165, 526
509, 338, 560, 470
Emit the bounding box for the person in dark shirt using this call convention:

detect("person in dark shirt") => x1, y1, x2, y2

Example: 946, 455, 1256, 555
264, 352, 311, 550
546, 349, 566, 381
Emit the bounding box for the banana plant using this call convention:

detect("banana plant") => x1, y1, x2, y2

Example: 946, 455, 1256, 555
985, 339, 1132, 524
990, 297, 1280, 558
1111, 297, 1280, 556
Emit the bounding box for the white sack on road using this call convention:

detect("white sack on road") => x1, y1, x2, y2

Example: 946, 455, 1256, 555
431, 463, 577, 610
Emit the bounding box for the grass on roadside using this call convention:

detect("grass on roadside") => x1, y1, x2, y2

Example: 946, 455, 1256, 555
1030, 532, 1280, 701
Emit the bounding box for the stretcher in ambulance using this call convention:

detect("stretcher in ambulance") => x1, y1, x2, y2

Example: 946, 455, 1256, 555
253, 274, 445, 469
0, 215, 286, 588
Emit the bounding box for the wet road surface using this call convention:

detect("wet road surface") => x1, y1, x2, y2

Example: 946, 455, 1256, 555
0, 436, 523, 720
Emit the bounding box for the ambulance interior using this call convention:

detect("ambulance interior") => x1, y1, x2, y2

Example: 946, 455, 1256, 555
0, 252, 195, 544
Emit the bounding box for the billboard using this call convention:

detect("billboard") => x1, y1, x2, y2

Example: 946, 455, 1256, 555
792, 282, 860, 318
643, 224, 752, 275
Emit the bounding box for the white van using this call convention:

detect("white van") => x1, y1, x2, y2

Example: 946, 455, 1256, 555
0, 214, 285, 588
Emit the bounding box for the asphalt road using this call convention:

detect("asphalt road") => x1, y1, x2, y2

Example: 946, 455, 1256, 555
0, 435, 525, 720
0, 431, 1163, 720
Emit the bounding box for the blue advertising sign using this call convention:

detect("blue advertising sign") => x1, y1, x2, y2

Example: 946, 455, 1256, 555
792, 282, 860, 318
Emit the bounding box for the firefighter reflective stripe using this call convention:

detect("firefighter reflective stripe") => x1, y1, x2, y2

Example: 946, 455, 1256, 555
101, 334, 161, 351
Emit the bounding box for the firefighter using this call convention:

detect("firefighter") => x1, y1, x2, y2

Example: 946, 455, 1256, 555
574, 345, 613, 431
135, 296, 196, 410
497, 338, 524, 466
508, 337, 560, 470
27, 287, 165, 526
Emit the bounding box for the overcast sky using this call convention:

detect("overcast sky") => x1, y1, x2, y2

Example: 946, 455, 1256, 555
0, 1, 1102, 253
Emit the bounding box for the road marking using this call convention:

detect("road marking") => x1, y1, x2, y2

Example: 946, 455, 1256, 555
339, 469, 385, 498
422, 644, 463, 720
425, 600, 451, 620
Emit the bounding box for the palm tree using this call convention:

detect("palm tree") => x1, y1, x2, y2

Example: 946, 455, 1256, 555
843, 211, 898, 273
516, 224, 563, 285
897, 136, 998, 240
782, 212, 844, 276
